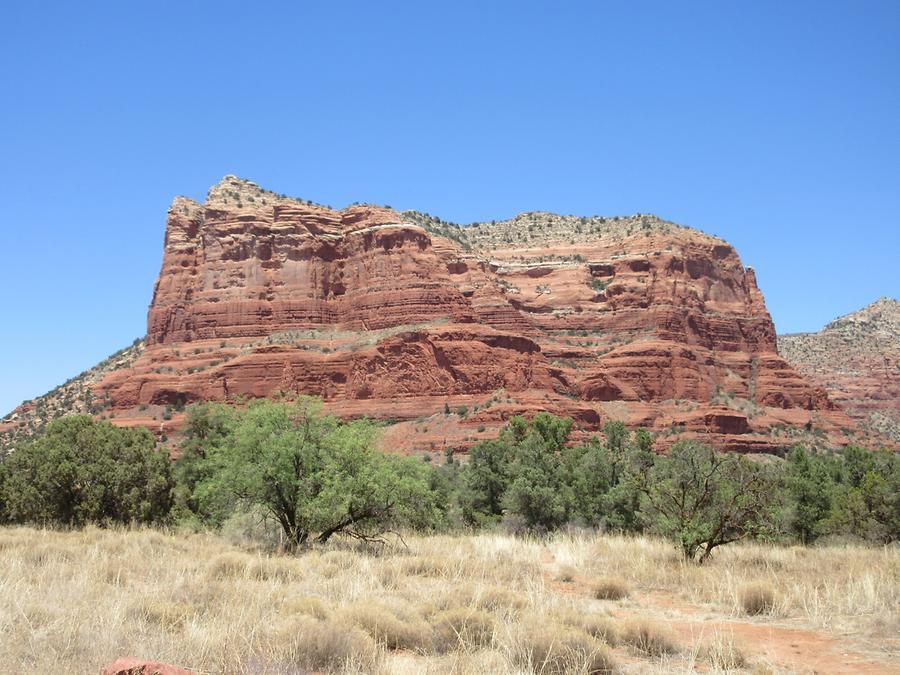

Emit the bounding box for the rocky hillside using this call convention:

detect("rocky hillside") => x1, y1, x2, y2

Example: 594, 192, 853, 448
779, 297, 899, 445
0, 340, 144, 455
2, 176, 863, 454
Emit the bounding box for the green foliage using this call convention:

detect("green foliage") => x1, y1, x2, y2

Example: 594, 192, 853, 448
461, 414, 653, 533
0, 416, 173, 527
637, 442, 781, 563
825, 448, 899, 543
784, 445, 834, 544
183, 398, 438, 547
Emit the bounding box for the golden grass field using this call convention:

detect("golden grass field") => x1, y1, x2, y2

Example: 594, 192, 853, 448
0, 526, 897, 674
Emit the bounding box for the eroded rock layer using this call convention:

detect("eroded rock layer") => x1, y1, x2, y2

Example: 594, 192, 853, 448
779, 298, 899, 446
3, 176, 866, 454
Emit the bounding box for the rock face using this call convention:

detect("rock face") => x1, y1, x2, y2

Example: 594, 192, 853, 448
2, 176, 862, 454
779, 298, 899, 446
100, 657, 192, 675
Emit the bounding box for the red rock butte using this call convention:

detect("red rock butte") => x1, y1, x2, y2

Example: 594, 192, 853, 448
5, 176, 868, 453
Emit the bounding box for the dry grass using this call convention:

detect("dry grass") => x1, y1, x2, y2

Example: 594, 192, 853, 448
0, 526, 896, 673
619, 618, 680, 656
592, 576, 631, 601
738, 582, 777, 616
702, 630, 748, 670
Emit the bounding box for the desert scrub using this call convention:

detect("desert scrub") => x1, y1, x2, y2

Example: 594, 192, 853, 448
738, 582, 777, 615
702, 631, 748, 670
431, 607, 497, 652
512, 617, 619, 674
339, 600, 433, 652
592, 576, 630, 600
268, 615, 380, 672
619, 618, 680, 656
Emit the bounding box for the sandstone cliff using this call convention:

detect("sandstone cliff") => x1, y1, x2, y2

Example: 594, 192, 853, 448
779, 298, 899, 445
2, 176, 865, 454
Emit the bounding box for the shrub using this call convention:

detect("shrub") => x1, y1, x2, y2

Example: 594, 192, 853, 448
563, 612, 620, 646
247, 555, 304, 582
282, 595, 330, 620
205, 551, 249, 580
513, 619, 618, 674
702, 631, 747, 670
339, 601, 432, 652
619, 618, 680, 656
271, 615, 379, 672
431, 607, 497, 652
0, 416, 173, 527
738, 582, 776, 615
592, 576, 630, 600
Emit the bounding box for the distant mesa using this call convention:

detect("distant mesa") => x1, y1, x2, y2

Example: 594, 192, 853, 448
3, 176, 894, 454
779, 297, 899, 444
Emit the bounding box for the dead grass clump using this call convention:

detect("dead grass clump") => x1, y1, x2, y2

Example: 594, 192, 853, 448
472, 584, 529, 613
401, 555, 448, 577
23, 543, 76, 566
271, 615, 379, 672
738, 582, 776, 615
592, 576, 630, 601
438, 583, 529, 615
205, 551, 249, 580
556, 563, 578, 582
247, 555, 304, 582
127, 599, 193, 630
619, 618, 680, 656
432, 607, 497, 652
702, 631, 748, 670
282, 595, 330, 620
339, 601, 433, 652
560, 611, 620, 646
513, 619, 618, 674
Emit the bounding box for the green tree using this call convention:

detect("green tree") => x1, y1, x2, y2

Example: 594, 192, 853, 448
638, 442, 780, 563
193, 398, 436, 547
173, 402, 237, 525
461, 413, 574, 531
0, 416, 173, 527
461, 439, 512, 524
563, 426, 654, 532
826, 449, 899, 543
784, 445, 833, 544
504, 430, 573, 531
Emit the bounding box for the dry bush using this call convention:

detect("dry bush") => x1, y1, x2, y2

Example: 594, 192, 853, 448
702, 631, 748, 670
435, 582, 529, 615
246, 554, 304, 582
269, 615, 380, 672
471, 584, 529, 614
282, 595, 330, 619
592, 576, 630, 601
339, 600, 433, 652
619, 618, 680, 656
739, 582, 777, 616
126, 598, 193, 630
400, 555, 449, 578
512, 618, 618, 674
559, 610, 620, 646
205, 551, 250, 580
431, 607, 497, 652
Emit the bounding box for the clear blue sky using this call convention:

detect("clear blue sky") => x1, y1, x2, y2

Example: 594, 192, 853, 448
1, 1, 898, 414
